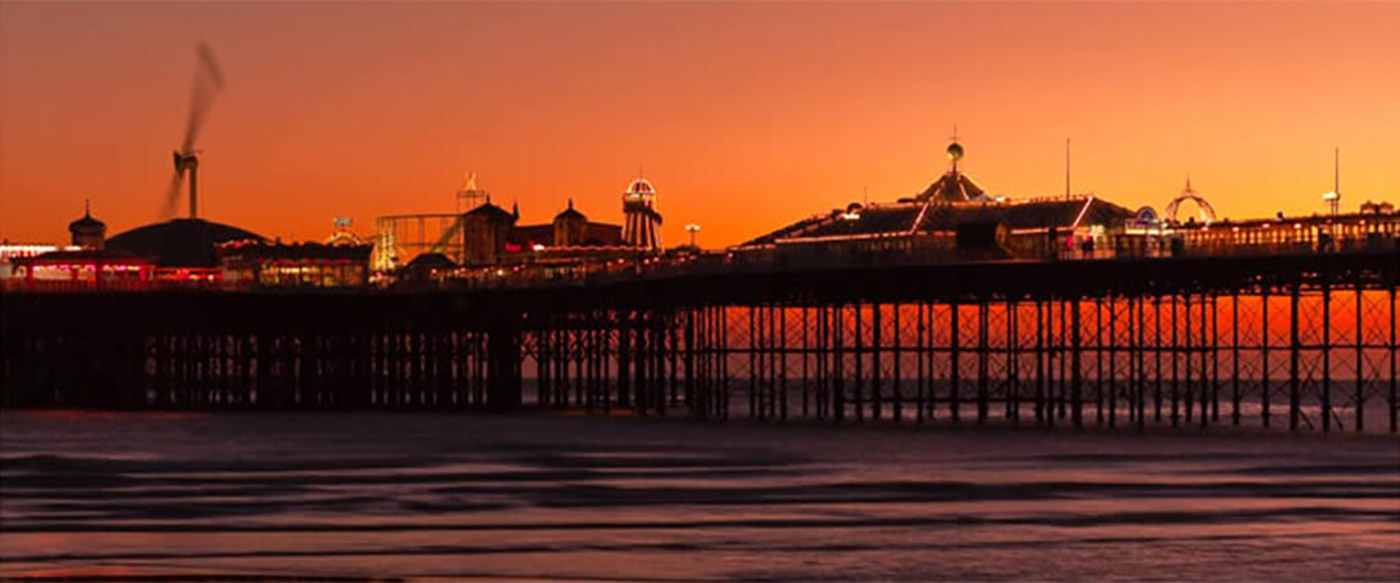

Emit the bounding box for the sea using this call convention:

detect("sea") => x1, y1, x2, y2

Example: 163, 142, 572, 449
1, 410, 1397, 582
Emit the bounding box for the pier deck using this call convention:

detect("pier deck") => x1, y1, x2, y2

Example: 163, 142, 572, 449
3, 250, 1397, 433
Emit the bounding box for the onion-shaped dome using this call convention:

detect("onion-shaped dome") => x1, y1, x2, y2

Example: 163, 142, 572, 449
947, 141, 964, 160
68, 210, 106, 237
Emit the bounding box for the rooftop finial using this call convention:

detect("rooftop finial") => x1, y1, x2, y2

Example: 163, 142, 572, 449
84, 198, 91, 217
946, 125, 965, 169
1065, 138, 1071, 199
1326, 147, 1341, 217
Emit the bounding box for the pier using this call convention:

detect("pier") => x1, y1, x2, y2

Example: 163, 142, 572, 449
3, 248, 1396, 434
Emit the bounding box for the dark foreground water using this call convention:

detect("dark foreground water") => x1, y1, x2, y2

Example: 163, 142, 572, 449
1, 412, 1397, 582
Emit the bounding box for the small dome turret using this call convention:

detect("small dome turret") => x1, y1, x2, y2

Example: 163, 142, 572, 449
946, 141, 964, 161
69, 200, 107, 250
625, 178, 655, 197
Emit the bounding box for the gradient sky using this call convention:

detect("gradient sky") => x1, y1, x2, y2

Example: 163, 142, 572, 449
2, 2, 1397, 247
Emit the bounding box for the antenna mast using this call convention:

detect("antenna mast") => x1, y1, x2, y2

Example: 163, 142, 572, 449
1065, 138, 1071, 199
1331, 147, 1341, 216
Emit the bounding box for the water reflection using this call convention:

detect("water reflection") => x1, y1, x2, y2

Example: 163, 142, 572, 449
1, 412, 1397, 581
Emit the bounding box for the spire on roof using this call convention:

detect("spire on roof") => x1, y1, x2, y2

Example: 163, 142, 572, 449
946, 126, 965, 172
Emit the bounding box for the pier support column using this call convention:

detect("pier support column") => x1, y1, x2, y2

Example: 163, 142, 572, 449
486, 316, 523, 412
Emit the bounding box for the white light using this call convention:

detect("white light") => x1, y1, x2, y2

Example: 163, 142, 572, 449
1322, 191, 1339, 201
532, 244, 546, 251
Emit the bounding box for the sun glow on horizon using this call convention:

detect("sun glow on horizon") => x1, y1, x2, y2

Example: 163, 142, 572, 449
0, 2, 1396, 247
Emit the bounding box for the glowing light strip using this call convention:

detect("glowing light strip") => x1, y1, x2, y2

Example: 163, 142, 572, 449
1071, 196, 1094, 230
908, 200, 933, 235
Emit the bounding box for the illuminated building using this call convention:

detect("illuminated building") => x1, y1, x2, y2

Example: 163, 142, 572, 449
453, 196, 633, 269
508, 199, 624, 252
393, 181, 672, 284
8, 205, 152, 290
0, 243, 65, 281
216, 240, 372, 287
737, 138, 1399, 264
622, 178, 663, 249
376, 174, 668, 270
1170, 209, 1400, 255
0, 244, 64, 262
68, 201, 107, 250
736, 139, 1136, 262
107, 217, 265, 282
377, 177, 665, 271
12, 250, 152, 290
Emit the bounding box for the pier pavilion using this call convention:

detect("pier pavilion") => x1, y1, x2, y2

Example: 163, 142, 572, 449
734, 139, 1142, 264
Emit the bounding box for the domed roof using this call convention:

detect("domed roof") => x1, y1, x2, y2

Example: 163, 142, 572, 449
554, 199, 586, 221
69, 211, 106, 234
946, 141, 964, 160
625, 178, 655, 196
1164, 178, 1217, 224
107, 218, 265, 267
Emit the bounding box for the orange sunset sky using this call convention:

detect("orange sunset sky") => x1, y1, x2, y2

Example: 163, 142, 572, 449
1, 2, 1397, 247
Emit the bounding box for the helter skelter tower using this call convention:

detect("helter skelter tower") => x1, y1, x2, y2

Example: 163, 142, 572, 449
622, 177, 663, 250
